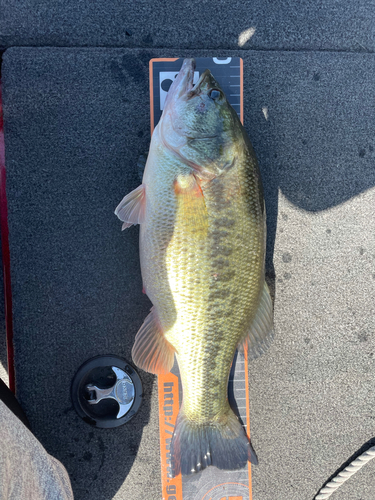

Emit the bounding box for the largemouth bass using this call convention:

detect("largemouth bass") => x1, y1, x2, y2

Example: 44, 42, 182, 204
115, 58, 273, 476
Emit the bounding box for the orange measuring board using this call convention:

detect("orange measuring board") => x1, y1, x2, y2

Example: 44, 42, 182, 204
149, 57, 253, 500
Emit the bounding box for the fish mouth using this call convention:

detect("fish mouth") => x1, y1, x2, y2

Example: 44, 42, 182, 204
164, 59, 222, 107
193, 69, 212, 90
189, 69, 222, 97
164, 58, 196, 106
179, 58, 196, 93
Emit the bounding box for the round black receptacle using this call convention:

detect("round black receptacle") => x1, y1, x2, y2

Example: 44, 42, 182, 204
71, 355, 142, 428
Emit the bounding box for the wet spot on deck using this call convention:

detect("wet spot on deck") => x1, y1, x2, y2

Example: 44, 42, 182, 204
358, 332, 369, 342
282, 252, 292, 263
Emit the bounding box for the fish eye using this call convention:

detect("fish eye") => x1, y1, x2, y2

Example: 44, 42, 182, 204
208, 89, 222, 100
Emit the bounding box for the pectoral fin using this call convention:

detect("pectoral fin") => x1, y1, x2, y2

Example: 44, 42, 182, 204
240, 281, 274, 359
115, 184, 146, 230
132, 307, 176, 375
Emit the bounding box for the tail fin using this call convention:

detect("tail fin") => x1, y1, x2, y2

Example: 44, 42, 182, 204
170, 406, 258, 477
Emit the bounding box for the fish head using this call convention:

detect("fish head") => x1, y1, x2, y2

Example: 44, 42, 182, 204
160, 59, 242, 180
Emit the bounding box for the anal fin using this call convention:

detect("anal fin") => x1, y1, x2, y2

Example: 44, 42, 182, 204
240, 281, 274, 359
132, 307, 176, 375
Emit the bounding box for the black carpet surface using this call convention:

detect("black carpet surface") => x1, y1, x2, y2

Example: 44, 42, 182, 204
0, 0, 374, 53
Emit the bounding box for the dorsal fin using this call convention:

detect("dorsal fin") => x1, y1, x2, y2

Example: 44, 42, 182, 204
240, 281, 274, 359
